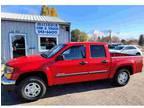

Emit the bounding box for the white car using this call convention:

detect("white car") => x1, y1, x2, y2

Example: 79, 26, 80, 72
110, 45, 143, 55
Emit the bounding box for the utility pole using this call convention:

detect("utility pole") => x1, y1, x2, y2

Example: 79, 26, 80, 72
78, 33, 80, 42
109, 30, 112, 44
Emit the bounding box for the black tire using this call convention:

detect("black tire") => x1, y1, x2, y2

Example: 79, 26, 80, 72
16, 76, 47, 101
112, 68, 130, 86
136, 52, 140, 55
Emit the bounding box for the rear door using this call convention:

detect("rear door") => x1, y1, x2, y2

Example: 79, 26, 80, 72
86, 44, 111, 79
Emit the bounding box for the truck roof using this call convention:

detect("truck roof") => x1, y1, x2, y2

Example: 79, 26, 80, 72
66, 42, 107, 45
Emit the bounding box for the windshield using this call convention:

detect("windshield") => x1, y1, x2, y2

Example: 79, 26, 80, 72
41, 44, 65, 58
114, 46, 124, 50
108, 45, 116, 49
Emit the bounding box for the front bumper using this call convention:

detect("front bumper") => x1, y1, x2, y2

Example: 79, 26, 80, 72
1, 75, 16, 91
1, 75, 16, 85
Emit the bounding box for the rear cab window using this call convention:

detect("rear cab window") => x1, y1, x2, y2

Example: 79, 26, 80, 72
90, 45, 106, 58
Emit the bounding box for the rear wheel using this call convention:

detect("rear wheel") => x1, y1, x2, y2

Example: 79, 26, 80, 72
136, 52, 140, 55
112, 68, 130, 86
17, 76, 47, 101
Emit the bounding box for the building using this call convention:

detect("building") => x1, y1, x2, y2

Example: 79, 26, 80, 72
1, 12, 71, 63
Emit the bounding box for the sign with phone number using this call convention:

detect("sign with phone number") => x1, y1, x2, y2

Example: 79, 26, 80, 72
35, 23, 59, 35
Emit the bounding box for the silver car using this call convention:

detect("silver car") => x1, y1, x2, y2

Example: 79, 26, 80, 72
110, 45, 143, 55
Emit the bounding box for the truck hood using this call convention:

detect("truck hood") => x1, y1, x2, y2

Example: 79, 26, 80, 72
7, 55, 47, 67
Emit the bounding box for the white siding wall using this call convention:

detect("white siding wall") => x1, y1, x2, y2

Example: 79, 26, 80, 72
1, 20, 70, 63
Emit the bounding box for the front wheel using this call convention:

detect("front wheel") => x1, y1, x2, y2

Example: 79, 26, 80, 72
112, 68, 130, 86
16, 76, 47, 101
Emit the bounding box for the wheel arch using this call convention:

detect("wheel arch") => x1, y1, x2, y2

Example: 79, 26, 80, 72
136, 52, 141, 55
116, 65, 133, 75
15, 71, 48, 86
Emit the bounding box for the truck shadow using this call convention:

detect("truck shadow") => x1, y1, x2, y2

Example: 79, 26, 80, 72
1, 79, 117, 105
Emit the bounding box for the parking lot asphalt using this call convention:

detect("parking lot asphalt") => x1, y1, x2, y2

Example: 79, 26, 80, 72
1, 62, 144, 105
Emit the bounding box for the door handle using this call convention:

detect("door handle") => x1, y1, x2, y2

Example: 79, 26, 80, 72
101, 60, 108, 64
79, 61, 88, 65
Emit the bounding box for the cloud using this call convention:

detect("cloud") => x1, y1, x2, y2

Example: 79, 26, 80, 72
87, 29, 140, 40
118, 32, 139, 39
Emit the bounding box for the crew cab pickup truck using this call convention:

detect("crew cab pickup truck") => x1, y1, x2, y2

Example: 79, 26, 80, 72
2, 42, 143, 101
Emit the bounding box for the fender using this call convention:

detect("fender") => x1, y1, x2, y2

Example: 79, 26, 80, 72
109, 59, 136, 78
43, 66, 54, 86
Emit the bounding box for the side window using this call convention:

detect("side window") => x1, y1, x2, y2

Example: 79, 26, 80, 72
125, 46, 136, 50
90, 45, 106, 58
62, 45, 86, 60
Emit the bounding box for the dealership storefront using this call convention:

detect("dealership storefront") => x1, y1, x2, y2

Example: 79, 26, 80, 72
1, 12, 71, 63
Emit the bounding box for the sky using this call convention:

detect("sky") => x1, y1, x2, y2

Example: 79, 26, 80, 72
1, 5, 144, 39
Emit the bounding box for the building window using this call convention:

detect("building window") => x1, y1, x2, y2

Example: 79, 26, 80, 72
38, 36, 57, 52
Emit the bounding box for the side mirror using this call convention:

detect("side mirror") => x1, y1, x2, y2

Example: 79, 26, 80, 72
55, 55, 64, 61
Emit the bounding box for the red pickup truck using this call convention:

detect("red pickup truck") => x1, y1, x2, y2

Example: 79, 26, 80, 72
2, 42, 143, 101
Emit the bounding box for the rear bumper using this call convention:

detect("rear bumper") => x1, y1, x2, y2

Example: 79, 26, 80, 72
1, 75, 16, 91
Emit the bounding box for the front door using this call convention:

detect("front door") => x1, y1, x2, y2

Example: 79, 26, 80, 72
10, 33, 27, 58
50, 45, 89, 85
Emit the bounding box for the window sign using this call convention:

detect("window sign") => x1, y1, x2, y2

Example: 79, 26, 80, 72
35, 23, 59, 36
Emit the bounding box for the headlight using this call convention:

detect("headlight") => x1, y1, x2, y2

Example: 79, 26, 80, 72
4, 65, 15, 73
4, 65, 15, 79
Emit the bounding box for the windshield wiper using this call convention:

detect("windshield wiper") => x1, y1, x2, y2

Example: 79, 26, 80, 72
41, 53, 48, 58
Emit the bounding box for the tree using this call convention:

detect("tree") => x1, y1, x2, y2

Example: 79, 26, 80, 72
111, 36, 120, 43
127, 39, 138, 45
49, 8, 58, 17
101, 36, 111, 42
95, 35, 120, 43
79, 32, 89, 42
41, 5, 58, 17
41, 5, 49, 16
138, 34, 144, 46
121, 39, 127, 45
71, 29, 80, 42
71, 29, 89, 42
97, 36, 101, 41
88, 34, 97, 42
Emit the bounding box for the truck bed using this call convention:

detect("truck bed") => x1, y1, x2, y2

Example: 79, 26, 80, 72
110, 52, 143, 75
110, 52, 136, 57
